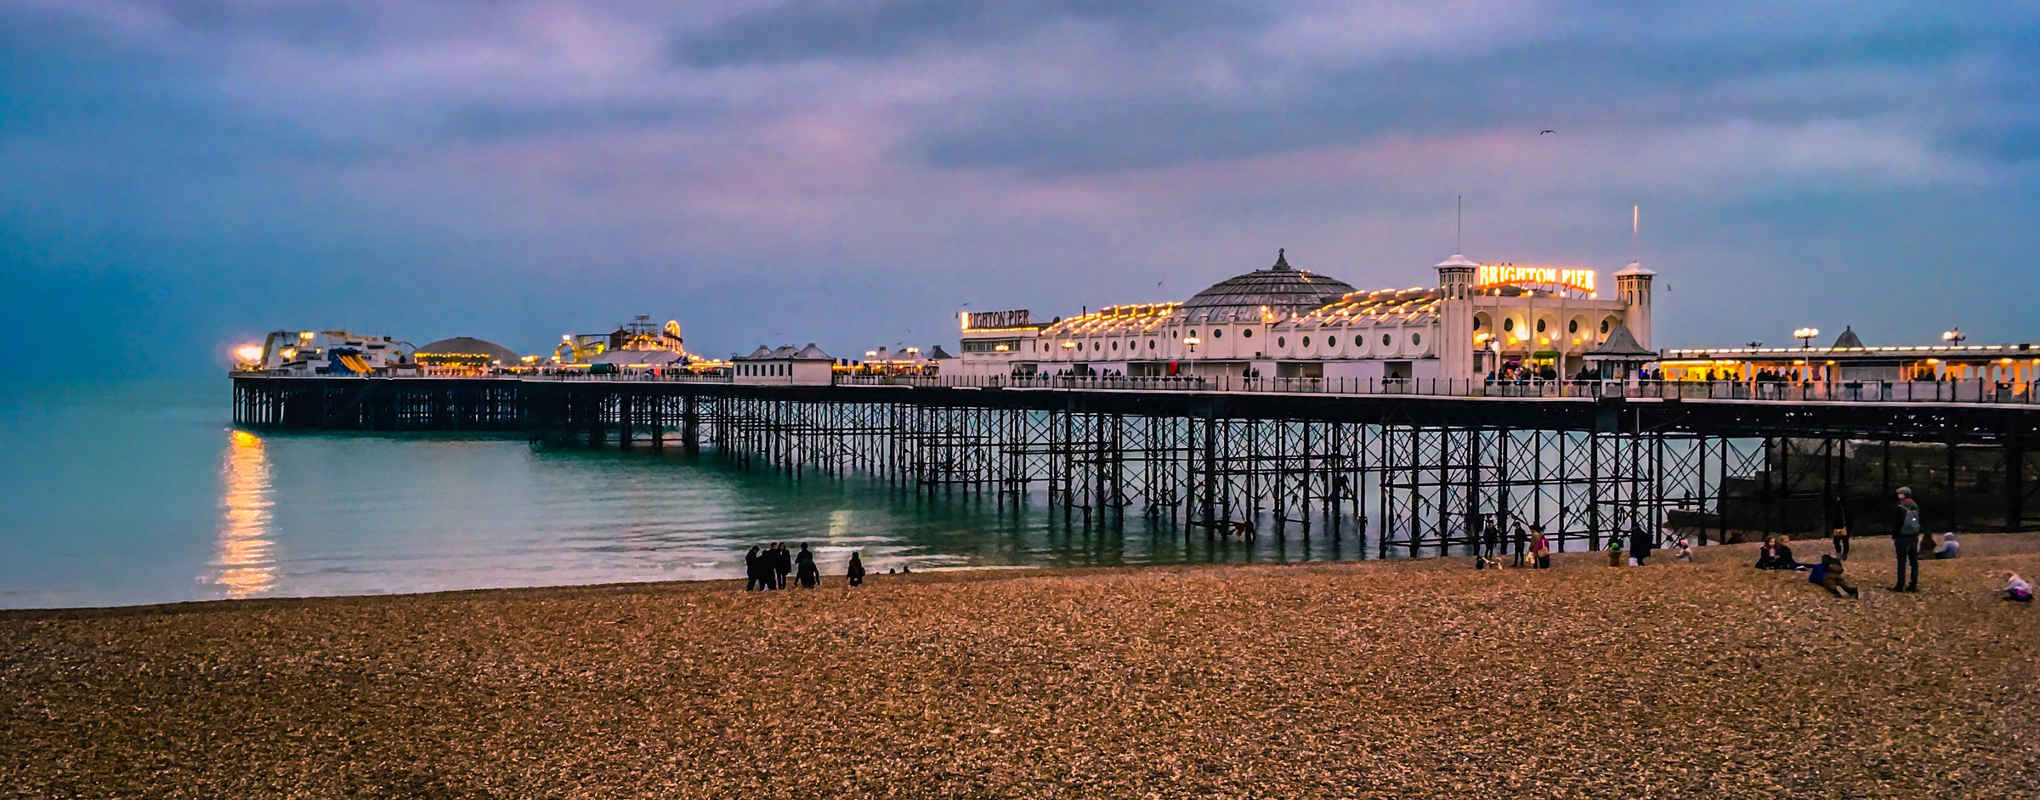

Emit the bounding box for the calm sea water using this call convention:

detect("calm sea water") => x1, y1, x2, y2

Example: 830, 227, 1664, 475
0, 379, 1366, 609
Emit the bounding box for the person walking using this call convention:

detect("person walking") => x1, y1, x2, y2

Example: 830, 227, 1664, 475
1627, 524, 1654, 566
1829, 495, 1852, 559
744, 546, 764, 591
773, 542, 793, 590
847, 552, 866, 587
1890, 487, 1922, 592
794, 543, 820, 589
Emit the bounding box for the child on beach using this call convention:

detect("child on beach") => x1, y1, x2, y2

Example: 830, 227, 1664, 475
1672, 539, 1694, 563
2007, 572, 2032, 603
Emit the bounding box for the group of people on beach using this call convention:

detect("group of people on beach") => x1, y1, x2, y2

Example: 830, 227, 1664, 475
1749, 486, 2028, 602
744, 543, 869, 590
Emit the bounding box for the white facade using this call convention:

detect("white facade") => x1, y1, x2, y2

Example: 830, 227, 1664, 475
733, 344, 835, 385
255, 329, 412, 375
956, 249, 1654, 382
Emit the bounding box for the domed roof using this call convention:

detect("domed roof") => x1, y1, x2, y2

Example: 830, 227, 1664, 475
414, 336, 520, 364
1831, 326, 1863, 349
1178, 249, 1358, 323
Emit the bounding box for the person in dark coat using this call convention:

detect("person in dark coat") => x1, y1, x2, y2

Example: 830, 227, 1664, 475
847, 552, 866, 587
1481, 515, 1501, 560
794, 543, 819, 589
744, 546, 763, 591
772, 542, 793, 590
1627, 525, 1653, 566
1829, 495, 1851, 559
1891, 487, 1922, 592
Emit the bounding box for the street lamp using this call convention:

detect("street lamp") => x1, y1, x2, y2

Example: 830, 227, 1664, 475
1182, 335, 1201, 352
1942, 327, 1966, 346
1793, 327, 1820, 349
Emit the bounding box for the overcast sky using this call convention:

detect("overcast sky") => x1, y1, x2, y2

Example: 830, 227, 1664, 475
5, 0, 2037, 374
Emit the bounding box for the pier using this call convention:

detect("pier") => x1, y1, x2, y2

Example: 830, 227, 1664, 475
232, 374, 2040, 554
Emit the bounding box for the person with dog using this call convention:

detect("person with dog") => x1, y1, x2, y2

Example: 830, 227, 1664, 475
1891, 487, 1923, 592
1808, 554, 1859, 598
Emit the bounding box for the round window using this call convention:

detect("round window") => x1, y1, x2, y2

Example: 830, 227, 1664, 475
1568, 319, 1580, 334
1381, 333, 1392, 347
1092, 342, 1100, 351
1212, 329, 1223, 339
1148, 339, 1156, 350
1327, 336, 1338, 348
1277, 337, 1286, 347
1601, 319, 1611, 334
1412, 332, 1422, 346
1503, 318, 1515, 332
1111, 341, 1118, 350
1302, 336, 1311, 347
1241, 329, 1253, 338
1536, 319, 1547, 333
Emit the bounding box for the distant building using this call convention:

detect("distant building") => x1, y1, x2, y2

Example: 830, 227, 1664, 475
733, 343, 834, 385
252, 330, 412, 376
955, 247, 1653, 382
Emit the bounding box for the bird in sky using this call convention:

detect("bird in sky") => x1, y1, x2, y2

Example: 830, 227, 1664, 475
1540, 129, 1557, 135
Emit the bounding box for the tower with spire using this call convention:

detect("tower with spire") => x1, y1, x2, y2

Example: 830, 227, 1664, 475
1615, 205, 1655, 350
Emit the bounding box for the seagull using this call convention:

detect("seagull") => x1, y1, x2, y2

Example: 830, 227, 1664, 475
1539, 129, 1557, 135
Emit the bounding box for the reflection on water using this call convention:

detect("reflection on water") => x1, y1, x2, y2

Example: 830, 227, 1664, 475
211, 429, 276, 598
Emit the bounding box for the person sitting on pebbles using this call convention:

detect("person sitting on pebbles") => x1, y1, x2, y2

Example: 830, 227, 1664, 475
1932, 532, 1959, 560
1755, 536, 1807, 570
2006, 572, 2032, 603
1671, 538, 1695, 563
1808, 554, 1859, 598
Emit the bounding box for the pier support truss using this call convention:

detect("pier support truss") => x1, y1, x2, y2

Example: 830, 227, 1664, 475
232, 377, 2040, 543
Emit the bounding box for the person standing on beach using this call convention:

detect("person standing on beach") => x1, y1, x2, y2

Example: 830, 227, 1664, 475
795, 543, 819, 589
1891, 487, 1922, 592
1512, 519, 1530, 567
1531, 527, 1552, 569
847, 552, 866, 587
1829, 495, 1851, 559
1481, 515, 1501, 560
773, 542, 793, 590
744, 546, 763, 591
1627, 524, 1653, 567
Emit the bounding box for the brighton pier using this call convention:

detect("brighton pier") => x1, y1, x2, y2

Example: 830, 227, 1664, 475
229, 248, 2040, 558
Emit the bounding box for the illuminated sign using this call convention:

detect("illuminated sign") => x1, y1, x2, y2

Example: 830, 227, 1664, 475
962, 309, 1032, 330
1475, 264, 1597, 294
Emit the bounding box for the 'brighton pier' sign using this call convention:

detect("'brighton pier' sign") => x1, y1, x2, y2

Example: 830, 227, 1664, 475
962, 309, 1033, 330
1475, 264, 1597, 294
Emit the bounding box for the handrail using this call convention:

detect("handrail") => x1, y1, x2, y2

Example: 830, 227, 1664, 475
229, 371, 2038, 406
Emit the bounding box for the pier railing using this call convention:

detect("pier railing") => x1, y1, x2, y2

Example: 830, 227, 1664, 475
832, 373, 2039, 405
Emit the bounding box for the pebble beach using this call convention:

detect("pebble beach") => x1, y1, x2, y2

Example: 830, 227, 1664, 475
4, 534, 2037, 798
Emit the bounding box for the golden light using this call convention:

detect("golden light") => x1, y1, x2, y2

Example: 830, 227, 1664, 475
1183, 336, 1202, 346
233, 344, 263, 363
298, 331, 314, 341
562, 334, 574, 342
281, 348, 297, 360
1061, 341, 1076, 349
993, 344, 1009, 352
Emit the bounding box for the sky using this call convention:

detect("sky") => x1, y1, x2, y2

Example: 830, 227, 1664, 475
4, 0, 2038, 375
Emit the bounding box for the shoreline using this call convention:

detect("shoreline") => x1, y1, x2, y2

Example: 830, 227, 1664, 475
2, 532, 2024, 618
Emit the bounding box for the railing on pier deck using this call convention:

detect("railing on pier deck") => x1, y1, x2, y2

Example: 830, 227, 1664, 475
833, 374, 2040, 406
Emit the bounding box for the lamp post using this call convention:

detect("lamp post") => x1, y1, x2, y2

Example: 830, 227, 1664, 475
1793, 327, 1820, 349
1942, 327, 1966, 346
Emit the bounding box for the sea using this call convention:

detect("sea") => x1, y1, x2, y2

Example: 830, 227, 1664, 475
0, 378, 1367, 609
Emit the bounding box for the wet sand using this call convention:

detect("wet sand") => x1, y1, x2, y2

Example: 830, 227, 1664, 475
4, 534, 2037, 798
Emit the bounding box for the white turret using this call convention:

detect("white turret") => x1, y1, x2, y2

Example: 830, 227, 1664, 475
1614, 260, 1655, 350
1437, 252, 1479, 379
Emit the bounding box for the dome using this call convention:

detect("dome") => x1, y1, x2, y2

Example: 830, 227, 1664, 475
1831, 326, 1863, 349
1177, 249, 1358, 323
414, 336, 521, 365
